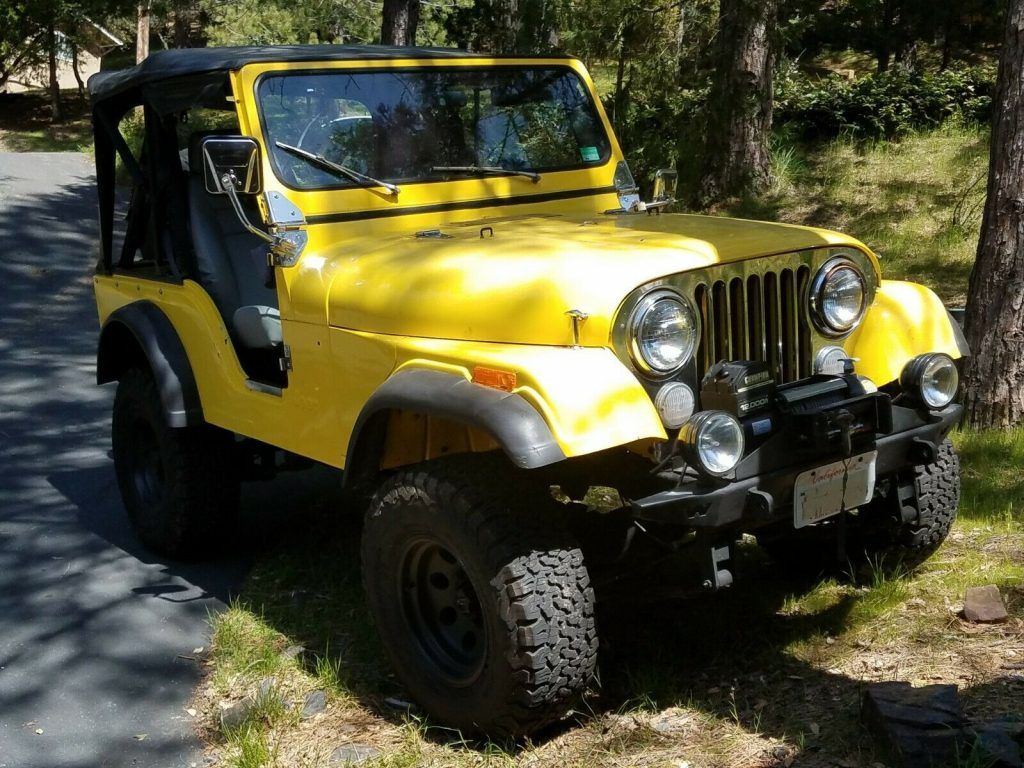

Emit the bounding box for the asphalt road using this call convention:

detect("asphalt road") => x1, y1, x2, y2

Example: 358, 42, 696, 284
0, 152, 339, 767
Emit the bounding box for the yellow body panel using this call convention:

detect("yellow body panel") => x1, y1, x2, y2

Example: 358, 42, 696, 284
94, 55, 966, 474
846, 280, 964, 385
302, 213, 866, 347
94, 275, 396, 467
386, 336, 666, 455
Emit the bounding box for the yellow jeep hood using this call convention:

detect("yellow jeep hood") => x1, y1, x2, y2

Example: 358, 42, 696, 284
321, 213, 867, 346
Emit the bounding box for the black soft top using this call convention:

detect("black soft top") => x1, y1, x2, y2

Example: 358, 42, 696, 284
88, 44, 490, 103
88, 45, 578, 272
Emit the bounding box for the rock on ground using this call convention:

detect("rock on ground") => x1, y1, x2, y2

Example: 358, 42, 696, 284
219, 697, 256, 731
963, 585, 1009, 623
301, 690, 327, 719
329, 744, 381, 765
861, 682, 969, 768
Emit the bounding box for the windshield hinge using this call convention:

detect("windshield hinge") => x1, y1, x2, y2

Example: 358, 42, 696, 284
264, 191, 308, 267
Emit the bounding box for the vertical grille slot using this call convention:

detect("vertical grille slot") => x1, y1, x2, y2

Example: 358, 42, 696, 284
797, 265, 812, 378
764, 271, 780, 379
694, 263, 814, 384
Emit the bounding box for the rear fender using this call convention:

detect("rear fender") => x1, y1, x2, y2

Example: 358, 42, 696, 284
97, 301, 203, 428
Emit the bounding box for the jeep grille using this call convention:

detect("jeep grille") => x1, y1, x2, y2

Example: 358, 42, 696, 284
694, 266, 813, 384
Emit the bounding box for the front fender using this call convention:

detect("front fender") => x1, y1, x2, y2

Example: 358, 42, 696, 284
377, 337, 667, 461
846, 280, 969, 386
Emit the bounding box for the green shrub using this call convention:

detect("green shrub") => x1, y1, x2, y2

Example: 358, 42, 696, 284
776, 64, 996, 139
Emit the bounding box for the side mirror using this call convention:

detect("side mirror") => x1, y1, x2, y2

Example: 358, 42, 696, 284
197, 136, 306, 267
651, 168, 678, 204
202, 136, 263, 196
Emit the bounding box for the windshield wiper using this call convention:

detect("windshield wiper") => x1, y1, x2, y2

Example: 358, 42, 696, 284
274, 141, 399, 196
431, 165, 541, 183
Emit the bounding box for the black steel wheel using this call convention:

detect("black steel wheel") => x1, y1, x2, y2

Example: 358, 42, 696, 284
399, 539, 487, 685
361, 455, 598, 737
112, 367, 239, 559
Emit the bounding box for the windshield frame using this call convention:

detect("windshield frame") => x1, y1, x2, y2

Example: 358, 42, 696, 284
252, 63, 614, 193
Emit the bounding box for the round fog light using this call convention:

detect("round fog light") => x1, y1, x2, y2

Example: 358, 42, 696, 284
679, 411, 745, 477
814, 345, 848, 375
901, 353, 959, 409
655, 383, 695, 429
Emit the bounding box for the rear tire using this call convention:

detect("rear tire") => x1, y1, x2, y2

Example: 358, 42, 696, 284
361, 456, 598, 738
112, 367, 239, 559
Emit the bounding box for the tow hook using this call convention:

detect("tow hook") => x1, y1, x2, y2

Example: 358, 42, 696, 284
703, 541, 733, 590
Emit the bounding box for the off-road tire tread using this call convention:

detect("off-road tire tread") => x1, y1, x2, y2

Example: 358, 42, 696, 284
761, 438, 960, 576
112, 367, 239, 559
893, 437, 960, 565
362, 455, 597, 737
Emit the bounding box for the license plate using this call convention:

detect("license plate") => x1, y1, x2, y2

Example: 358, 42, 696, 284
793, 451, 877, 529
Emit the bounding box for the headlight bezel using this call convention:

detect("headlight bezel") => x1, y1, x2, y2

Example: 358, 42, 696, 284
809, 256, 869, 338
626, 289, 700, 378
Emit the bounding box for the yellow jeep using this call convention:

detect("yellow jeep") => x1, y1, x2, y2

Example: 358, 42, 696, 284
88, 45, 968, 736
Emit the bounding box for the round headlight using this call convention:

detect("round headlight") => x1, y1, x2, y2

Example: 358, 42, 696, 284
679, 411, 745, 477
630, 292, 699, 375
811, 259, 867, 336
901, 353, 959, 409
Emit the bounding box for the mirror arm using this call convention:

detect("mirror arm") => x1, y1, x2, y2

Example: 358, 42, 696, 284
219, 172, 302, 265
220, 172, 275, 245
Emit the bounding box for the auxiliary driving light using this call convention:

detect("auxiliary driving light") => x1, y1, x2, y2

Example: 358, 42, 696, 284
654, 382, 696, 428
900, 353, 959, 409
678, 410, 745, 477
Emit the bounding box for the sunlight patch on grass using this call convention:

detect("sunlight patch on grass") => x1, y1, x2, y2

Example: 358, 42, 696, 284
727, 122, 990, 303
953, 427, 1024, 523
209, 603, 291, 692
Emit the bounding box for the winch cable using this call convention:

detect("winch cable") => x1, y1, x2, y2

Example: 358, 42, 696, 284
835, 409, 857, 566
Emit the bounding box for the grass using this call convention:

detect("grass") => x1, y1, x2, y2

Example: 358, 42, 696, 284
718, 120, 991, 305
0, 90, 93, 152
194, 427, 1024, 768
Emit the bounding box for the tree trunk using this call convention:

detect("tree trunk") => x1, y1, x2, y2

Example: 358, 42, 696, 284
876, 0, 895, 72
380, 0, 420, 46
611, 22, 629, 132
940, 11, 955, 70
173, 0, 191, 48
47, 24, 63, 123
71, 43, 86, 102
495, 0, 520, 54
696, 0, 776, 207
136, 1, 151, 63
962, 0, 1024, 428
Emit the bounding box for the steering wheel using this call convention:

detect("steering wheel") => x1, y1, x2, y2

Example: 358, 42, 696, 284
296, 115, 373, 174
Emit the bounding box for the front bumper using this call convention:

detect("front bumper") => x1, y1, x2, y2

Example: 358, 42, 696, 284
630, 401, 961, 529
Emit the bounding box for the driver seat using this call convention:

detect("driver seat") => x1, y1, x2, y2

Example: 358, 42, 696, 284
187, 132, 283, 354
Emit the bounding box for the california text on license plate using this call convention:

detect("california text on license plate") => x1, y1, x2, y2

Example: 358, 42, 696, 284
793, 451, 877, 529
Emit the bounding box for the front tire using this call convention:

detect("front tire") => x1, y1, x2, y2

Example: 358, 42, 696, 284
761, 439, 960, 577
361, 456, 598, 738
882, 437, 960, 567
111, 367, 239, 559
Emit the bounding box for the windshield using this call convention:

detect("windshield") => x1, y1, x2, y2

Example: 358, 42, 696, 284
256, 66, 612, 190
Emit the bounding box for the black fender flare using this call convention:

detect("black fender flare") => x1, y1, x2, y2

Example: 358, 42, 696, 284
97, 301, 203, 428
343, 369, 566, 486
